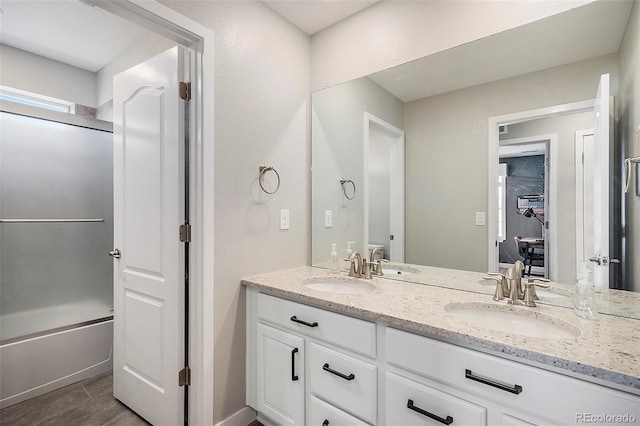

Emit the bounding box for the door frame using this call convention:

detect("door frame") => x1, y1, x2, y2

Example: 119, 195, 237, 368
488, 99, 594, 276
498, 136, 553, 278
363, 112, 405, 262
87, 1, 215, 424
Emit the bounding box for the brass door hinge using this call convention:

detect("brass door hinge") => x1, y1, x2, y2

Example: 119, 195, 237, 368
179, 366, 191, 386
179, 81, 191, 101
179, 223, 191, 243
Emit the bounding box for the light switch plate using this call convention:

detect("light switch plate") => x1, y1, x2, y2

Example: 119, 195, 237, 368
324, 210, 332, 228
475, 211, 485, 226
280, 209, 290, 230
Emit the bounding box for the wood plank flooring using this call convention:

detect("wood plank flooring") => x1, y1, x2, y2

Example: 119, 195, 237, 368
0, 373, 148, 426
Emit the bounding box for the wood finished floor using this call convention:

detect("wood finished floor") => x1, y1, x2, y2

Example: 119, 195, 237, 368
0, 373, 148, 426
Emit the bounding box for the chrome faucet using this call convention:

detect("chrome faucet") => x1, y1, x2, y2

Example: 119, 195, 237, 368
369, 247, 388, 276
506, 261, 525, 305
346, 251, 372, 279
347, 251, 362, 277
484, 260, 547, 306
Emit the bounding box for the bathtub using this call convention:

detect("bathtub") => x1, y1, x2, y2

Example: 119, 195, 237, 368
0, 316, 113, 408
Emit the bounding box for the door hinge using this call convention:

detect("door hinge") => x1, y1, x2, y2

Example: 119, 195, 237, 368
179, 366, 191, 386
179, 223, 191, 243
179, 81, 191, 101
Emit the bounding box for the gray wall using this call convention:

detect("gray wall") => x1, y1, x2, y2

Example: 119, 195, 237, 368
619, 0, 640, 292
0, 45, 97, 107
403, 54, 618, 273
0, 112, 113, 321
310, 0, 586, 91
312, 77, 404, 264
159, 1, 310, 423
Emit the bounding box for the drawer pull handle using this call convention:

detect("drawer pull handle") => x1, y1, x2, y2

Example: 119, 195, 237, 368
322, 420, 329, 426
322, 363, 355, 381
407, 399, 453, 425
291, 348, 299, 381
465, 369, 522, 394
290, 316, 318, 327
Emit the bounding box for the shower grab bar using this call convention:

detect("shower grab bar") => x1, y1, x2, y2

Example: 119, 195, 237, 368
0, 218, 105, 223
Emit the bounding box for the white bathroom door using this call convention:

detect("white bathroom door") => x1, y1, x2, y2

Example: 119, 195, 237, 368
590, 73, 611, 290
112, 46, 186, 425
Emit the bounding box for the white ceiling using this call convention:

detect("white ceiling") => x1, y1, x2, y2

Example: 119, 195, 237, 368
368, 0, 634, 102
263, 0, 380, 35
0, 0, 148, 72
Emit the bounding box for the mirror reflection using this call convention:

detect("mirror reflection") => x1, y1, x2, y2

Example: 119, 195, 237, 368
311, 0, 640, 318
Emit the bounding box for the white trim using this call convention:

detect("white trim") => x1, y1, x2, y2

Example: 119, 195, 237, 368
215, 406, 257, 426
488, 99, 594, 273
363, 112, 405, 262
575, 129, 594, 268
499, 134, 556, 280
93, 2, 215, 424
0, 85, 75, 114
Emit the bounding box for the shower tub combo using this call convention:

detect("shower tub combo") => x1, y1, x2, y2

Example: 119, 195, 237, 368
0, 104, 114, 408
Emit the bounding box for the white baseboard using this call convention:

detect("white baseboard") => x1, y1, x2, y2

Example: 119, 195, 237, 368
215, 406, 256, 426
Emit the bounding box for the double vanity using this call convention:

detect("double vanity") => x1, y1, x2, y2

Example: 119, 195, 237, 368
243, 266, 640, 425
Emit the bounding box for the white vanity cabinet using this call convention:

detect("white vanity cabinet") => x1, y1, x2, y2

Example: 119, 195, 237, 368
256, 323, 305, 426
246, 288, 640, 426
385, 327, 640, 425
247, 290, 378, 426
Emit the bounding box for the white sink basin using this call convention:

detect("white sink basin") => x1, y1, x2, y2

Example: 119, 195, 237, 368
303, 276, 376, 294
444, 303, 580, 339
381, 264, 421, 276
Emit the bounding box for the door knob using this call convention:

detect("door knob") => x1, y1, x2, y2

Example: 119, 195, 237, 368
109, 248, 121, 259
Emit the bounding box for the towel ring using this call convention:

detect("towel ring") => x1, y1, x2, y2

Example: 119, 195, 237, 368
259, 165, 280, 194
340, 178, 356, 200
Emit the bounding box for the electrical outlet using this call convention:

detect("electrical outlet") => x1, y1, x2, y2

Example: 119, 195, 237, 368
475, 211, 486, 226
280, 209, 290, 230
324, 210, 332, 228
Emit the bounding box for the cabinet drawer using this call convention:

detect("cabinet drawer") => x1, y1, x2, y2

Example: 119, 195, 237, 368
309, 395, 370, 426
309, 343, 377, 424
257, 293, 376, 357
386, 328, 640, 423
386, 372, 486, 426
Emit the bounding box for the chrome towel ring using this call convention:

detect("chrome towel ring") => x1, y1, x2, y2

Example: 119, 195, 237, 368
340, 178, 356, 200
259, 165, 280, 194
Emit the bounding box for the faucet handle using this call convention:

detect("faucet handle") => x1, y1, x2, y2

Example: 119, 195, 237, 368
523, 281, 551, 306
483, 275, 507, 301
524, 279, 550, 302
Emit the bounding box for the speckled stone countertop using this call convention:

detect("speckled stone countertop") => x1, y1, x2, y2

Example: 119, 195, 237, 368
242, 266, 640, 394
315, 261, 640, 319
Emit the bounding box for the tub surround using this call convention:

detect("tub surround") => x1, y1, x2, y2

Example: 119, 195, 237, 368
242, 266, 640, 394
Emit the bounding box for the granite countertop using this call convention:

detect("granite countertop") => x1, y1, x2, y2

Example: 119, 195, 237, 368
242, 266, 640, 394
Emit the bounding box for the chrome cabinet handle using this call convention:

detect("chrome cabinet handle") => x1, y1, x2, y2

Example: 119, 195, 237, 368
109, 248, 121, 259
407, 399, 453, 425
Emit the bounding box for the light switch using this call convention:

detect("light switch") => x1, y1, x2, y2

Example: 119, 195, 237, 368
280, 209, 290, 230
324, 210, 332, 228
475, 211, 485, 226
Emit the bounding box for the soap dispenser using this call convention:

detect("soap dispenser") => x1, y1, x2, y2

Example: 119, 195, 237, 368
574, 262, 596, 319
329, 243, 340, 273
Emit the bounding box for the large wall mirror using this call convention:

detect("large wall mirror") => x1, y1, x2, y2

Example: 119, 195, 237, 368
311, 0, 640, 318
